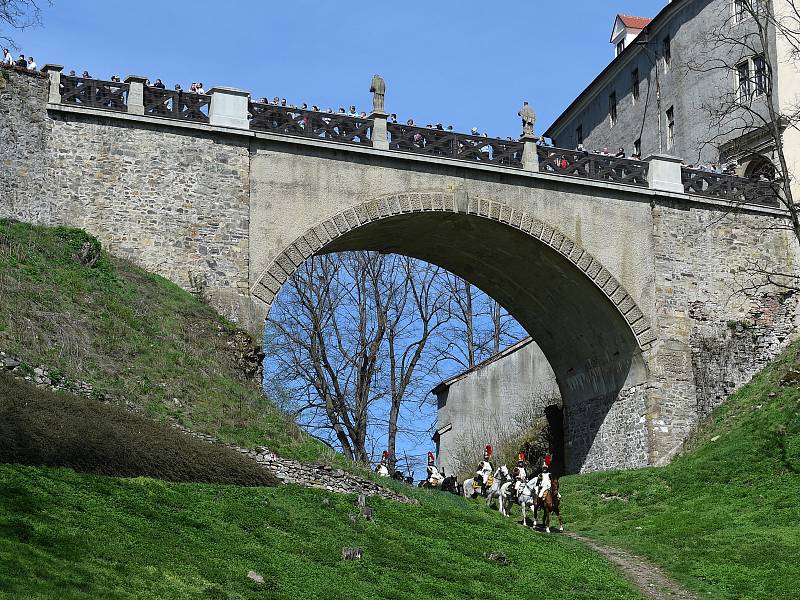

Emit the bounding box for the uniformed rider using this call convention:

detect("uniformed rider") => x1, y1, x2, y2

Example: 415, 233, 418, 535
375, 451, 390, 477
426, 451, 444, 487
536, 454, 553, 499
513, 452, 527, 496
476, 444, 494, 496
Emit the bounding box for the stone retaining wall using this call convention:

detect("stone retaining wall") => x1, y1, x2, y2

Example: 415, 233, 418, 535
0, 350, 411, 504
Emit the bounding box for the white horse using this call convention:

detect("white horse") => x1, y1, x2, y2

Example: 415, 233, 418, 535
518, 477, 542, 529
485, 466, 512, 514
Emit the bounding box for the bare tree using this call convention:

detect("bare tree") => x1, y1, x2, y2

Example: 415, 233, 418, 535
384, 258, 449, 470
265, 252, 452, 466
438, 273, 526, 370
1, 0, 45, 45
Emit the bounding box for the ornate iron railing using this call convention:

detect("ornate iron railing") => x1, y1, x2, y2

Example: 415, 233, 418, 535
249, 103, 373, 146
681, 168, 779, 206
60, 75, 128, 112
386, 123, 523, 167
143, 87, 210, 123
536, 147, 649, 187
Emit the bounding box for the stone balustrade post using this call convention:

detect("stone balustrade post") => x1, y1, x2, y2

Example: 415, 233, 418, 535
208, 87, 250, 130
124, 75, 147, 116
40, 64, 63, 104
370, 111, 389, 150
645, 154, 684, 193
521, 134, 539, 172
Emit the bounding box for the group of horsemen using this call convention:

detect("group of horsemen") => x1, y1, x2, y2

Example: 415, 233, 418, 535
375, 444, 557, 505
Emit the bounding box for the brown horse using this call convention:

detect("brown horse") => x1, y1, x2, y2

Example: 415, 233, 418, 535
541, 478, 564, 533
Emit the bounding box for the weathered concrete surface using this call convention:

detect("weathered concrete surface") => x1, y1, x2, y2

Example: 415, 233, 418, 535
433, 338, 560, 476
2, 67, 798, 473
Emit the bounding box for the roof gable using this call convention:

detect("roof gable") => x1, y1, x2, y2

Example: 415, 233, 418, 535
611, 14, 652, 42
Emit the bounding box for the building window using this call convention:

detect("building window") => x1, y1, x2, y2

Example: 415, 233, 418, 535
662, 36, 671, 72
609, 92, 617, 127
666, 106, 675, 150
634, 138, 642, 158
753, 54, 768, 96
733, 0, 746, 23
737, 60, 752, 102
734, 0, 766, 23
632, 68, 640, 103
576, 124, 583, 147
617, 40, 625, 56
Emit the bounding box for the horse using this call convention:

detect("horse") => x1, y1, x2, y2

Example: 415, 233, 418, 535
485, 466, 513, 515
462, 473, 483, 499
517, 477, 542, 527
541, 478, 564, 533
440, 475, 462, 495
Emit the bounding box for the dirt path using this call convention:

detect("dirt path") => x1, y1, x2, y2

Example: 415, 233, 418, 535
564, 533, 697, 600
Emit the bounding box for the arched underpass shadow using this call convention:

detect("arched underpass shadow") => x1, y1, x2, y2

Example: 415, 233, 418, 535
256, 204, 652, 473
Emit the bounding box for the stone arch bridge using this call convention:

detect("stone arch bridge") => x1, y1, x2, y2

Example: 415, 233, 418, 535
2, 66, 797, 473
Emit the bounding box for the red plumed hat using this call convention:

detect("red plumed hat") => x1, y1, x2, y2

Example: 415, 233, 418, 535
485, 444, 493, 457
427, 451, 435, 464
544, 454, 552, 467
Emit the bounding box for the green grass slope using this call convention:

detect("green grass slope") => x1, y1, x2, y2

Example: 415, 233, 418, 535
0, 372, 277, 486
0, 219, 326, 462
0, 464, 643, 600
564, 342, 800, 600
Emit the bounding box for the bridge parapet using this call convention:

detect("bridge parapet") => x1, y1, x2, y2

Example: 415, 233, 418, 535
36, 66, 782, 209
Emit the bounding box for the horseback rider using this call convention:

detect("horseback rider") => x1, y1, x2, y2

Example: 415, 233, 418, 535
476, 444, 494, 496
375, 451, 390, 477
426, 451, 444, 487
536, 454, 553, 500
513, 452, 527, 496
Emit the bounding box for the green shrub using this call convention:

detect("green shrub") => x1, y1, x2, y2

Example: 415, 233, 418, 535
0, 373, 277, 487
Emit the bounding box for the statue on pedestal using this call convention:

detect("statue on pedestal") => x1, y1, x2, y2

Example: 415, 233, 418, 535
518, 101, 536, 137
370, 74, 386, 113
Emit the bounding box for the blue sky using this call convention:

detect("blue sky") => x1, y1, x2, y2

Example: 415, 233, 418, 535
14, 0, 666, 139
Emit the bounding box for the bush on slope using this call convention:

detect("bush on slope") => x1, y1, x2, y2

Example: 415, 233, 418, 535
0, 372, 277, 486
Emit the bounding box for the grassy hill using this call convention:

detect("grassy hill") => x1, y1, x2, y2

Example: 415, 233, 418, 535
0, 219, 326, 463
0, 463, 643, 600
563, 341, 800, 599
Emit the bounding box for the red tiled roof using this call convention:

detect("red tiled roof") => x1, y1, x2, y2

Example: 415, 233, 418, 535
618, 14, 652, 30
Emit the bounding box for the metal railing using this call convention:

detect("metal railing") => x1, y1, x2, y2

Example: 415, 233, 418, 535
60, 75, 128, 112
143, 87, 210, 123
536, 147, 649, 187
681, 168, 779, 206
387, 123, 524, 167
248, 103, 372, 146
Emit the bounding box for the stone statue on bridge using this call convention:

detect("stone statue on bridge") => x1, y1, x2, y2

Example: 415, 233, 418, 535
518, 101, 536, 137
370, 74, 386, 114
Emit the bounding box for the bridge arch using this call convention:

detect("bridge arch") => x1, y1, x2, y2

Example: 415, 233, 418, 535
252, 192, 654, 472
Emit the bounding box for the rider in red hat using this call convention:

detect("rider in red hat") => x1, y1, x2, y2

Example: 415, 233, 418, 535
514, 452, 528, 496
476, 444, 494, 496
426, 451, 444, 487
375, 451, 390, 477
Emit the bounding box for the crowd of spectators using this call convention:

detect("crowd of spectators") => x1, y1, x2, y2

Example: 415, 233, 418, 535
2, 48, 36, 71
